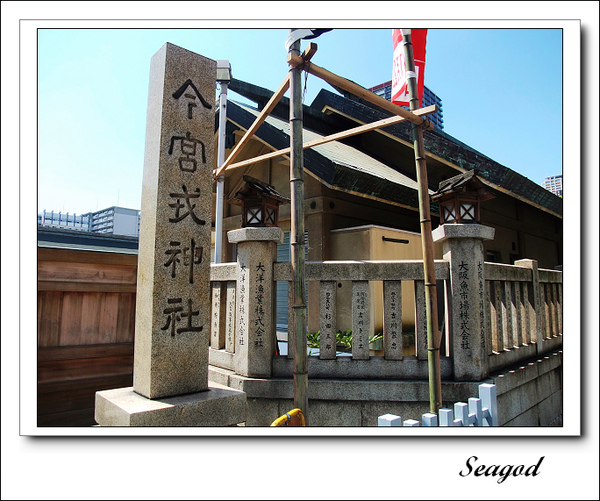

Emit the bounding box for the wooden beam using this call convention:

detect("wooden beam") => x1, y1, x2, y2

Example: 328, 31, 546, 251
287, 53, 434, 130
302, 104, 436, 148
215, 104, 437, 174
37, 281, 137, 293
38, 247, 138, 266
213, 74, 290, 180
220, 146, 291, 173
301, 42, 318, 62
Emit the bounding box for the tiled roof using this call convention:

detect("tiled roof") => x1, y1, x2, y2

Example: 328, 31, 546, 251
37, 226, 139, 254
311, 89, 562, 217
225, 78, 562, 218
227, 100, 426, 209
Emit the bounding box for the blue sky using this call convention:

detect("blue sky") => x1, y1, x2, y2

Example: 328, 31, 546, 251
36, 26, 565, 215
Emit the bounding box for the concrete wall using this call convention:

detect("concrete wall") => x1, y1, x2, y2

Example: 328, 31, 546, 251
493, 351, 563, 426
209, 350, 562, 426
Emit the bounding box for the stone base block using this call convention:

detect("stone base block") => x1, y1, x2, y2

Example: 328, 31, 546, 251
95, 383, 246, 427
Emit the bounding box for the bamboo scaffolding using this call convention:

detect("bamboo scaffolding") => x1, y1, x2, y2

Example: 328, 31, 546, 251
213, 105, 437, 174
288, 30, 309, 424
212, 75, 290, 180
288, 45, 434, 131
209, 34, 443, 421
401, 30, 443, 414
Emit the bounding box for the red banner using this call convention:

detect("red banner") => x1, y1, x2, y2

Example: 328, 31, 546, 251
392, 29, 428, 107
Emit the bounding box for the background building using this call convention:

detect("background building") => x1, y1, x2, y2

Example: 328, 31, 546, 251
88, 206, 141, 236
367, 80, 444, 129
543, 174, 563, 197
220, 78, 562, 335
38, 206, 141, 237
37, 210, 91, 232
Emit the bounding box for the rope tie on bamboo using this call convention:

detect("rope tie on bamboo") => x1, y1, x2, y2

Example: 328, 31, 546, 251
302, 66, 309, 103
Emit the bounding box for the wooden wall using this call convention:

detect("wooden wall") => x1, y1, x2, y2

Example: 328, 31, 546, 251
37, 247, 137, 426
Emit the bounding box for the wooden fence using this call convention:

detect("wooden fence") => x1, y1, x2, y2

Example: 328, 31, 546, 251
37, 247, 136, 426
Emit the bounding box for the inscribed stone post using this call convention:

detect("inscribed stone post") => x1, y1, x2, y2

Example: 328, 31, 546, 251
383, 280, 403, 360
319, 281, 337, 359
225, 281, 236, 353
134, 43, 216, 399
432, 224, 495, 381
414, 280, 428, 360
228, 227, 283, 377
211, 282, 226, 350
352, 281, 370, 360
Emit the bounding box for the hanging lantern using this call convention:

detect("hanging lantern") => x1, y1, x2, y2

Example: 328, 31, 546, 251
432, 170, 495, 224
229, 175, 289, 228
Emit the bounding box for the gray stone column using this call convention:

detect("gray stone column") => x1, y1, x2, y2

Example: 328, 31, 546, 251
228, 227, 284, 377
433, 224, 495, 381
95, 44, 246, 427
133, 43, 216, 399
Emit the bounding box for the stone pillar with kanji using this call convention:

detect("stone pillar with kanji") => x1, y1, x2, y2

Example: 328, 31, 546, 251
131, 43, 217, 399
95, 43, 246, 426
227, 227, 283, 377
432, 223, 495, 381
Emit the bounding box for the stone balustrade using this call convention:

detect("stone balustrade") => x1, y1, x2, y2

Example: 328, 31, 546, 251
208, 224, 562, 383
485, 260, 563, 373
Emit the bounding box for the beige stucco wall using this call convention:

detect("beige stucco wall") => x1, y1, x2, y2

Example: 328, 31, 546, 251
329, 225, 443, 336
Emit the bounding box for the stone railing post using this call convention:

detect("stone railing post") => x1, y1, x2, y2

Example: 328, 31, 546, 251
433, 224, 495, 381
228, 227, 283, 377
514, 259, 542, 351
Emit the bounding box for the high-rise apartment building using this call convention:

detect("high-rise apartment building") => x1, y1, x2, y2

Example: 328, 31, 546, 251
38, 206, 141, 237
542, 175, 562, 197
367, 81, 444, 130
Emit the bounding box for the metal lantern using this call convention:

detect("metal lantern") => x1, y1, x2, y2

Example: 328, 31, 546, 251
432, 170, 495, 224
229, 175, 289, 228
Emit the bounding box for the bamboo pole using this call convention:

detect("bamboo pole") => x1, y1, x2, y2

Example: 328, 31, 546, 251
289, 30, 309, 424
213, 105, 437, 174
401, 30, 443, 414
212, 75, 290, 180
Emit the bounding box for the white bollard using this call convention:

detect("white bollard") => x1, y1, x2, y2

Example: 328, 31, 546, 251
479, 383, 498, 426
454, 402, 469, 426
378, 414, 402, 426
422, 413, 438, 427
439, 408, 454, 426
469, 397, 483, 426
